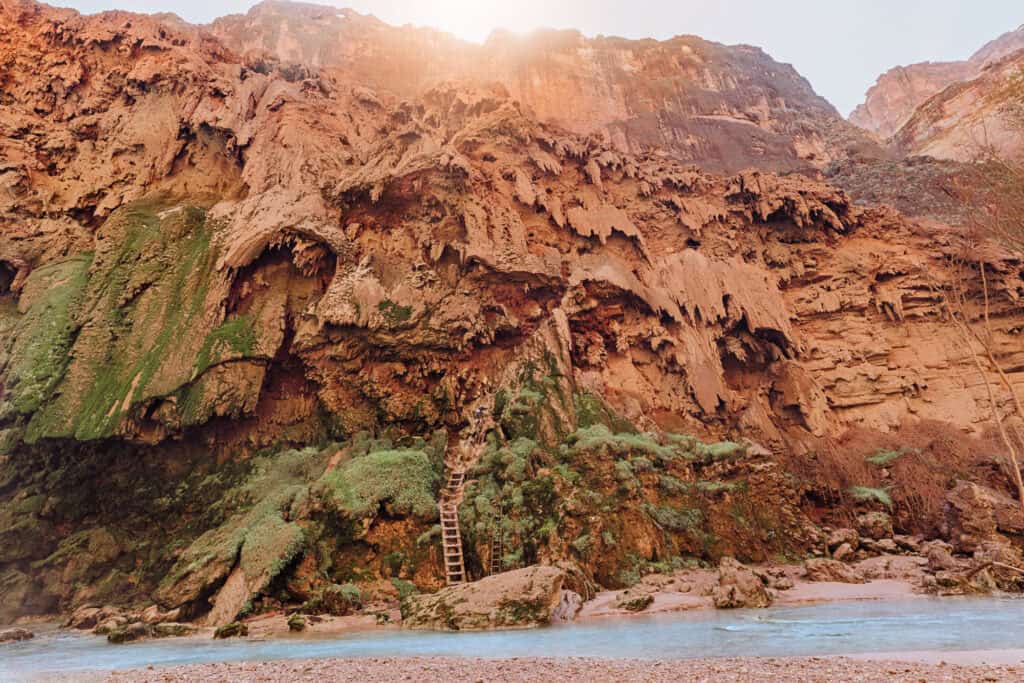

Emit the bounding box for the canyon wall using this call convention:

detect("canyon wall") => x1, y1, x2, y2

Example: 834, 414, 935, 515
1, 0, 1022, 624
209, 1, 882, 172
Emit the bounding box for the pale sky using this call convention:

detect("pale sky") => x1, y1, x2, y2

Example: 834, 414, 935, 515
59, 0, 1024, 115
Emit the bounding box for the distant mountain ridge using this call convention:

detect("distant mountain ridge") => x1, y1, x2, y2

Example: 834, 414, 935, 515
850, 24, 1024, 139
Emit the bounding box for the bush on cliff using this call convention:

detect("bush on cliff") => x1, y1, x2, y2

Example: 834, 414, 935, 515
319, 448, 440, 520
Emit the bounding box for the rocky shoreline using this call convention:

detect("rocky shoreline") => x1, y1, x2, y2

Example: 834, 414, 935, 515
102, 655, 1024, 682
8, 509, 1019, 647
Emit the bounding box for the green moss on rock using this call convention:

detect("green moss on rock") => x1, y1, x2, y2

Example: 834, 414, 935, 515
319, 448, 439, 520
0, 254, 92, 418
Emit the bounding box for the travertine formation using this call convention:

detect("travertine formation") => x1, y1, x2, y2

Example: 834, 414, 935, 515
209, 1, 881, 172
0, 0, 1022, 628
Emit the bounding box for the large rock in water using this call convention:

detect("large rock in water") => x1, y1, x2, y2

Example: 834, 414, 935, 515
401, 566, 565, 631
712, 557, 773, 608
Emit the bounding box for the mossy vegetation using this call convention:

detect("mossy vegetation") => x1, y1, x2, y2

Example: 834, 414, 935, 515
848, 485, 894, 509
318, 447, 440, 520
157, 446, 333, 605
19, 202, 253, 443
377, 299, 413, 325
865, 447, 918, 467
456, 392, 784, 586
0, 254, 92, 419
193, 315, 258, 378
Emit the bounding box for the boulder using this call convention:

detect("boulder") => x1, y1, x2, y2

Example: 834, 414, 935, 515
213, 621, 248, 639
973, 541, 1024, 591
141, 604, 181, 625
945, 481, 1024, 553
553, 561, 598, 601
804, 558, 865, 584
401, 565, 565, 631
874, 538, 900, 554
893, 534, 922, 554
712, 557, 772, 609
107, 622, 150, 644
551, 590, 583, 623
833, 543, 855, 562
287, 613, 307, 631
304, 583, 364, 616
826, 528, 859, 552
66, 605, 103, 630
151, 622, 197, 638
856, 512, 893, 541
926, 544, 957, 572
614, 592, 654, 612
0, 627, 34, 643
753, 567, 794, 591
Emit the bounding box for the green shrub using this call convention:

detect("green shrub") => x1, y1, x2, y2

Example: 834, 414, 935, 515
865, 447, 917, 467
563, 424, 677, 460
571, 533, 592, 554
848, 485, 893, 509
390, 577, 418, 601
320, 448, 439, 519
658, 475, 689, 495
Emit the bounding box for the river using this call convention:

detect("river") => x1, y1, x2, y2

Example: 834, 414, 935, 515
3, 596, 1023, 681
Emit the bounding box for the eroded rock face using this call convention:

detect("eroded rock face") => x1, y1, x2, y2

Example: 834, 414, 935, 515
210, 1, 879, 172
1, 0, 1023, 625
401, 566, 565, 630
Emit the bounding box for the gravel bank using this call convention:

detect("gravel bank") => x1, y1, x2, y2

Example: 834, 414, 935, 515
106, 655, 1024, 682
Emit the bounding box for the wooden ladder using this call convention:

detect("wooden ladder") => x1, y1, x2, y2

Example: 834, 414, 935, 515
440, 469, 467, 585
488, 522, 503, 576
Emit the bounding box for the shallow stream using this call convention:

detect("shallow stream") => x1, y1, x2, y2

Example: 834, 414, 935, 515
3, 596, 1023, 681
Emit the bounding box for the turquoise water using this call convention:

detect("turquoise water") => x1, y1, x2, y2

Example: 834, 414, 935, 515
3, 596, 1023, 681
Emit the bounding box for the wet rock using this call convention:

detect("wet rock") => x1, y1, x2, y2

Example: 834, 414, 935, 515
833, 543, 855, 562
712, 558, 772, 609
107, 622, 150, 644
614, 592, 654, 613
66, 605, 103, 630
826, 528, 859, 552
151, 622, 197, 638
401, 565, 565, 631
141, 604, 181, 625
856, 512, 893, 541
0, 627, 34, 643
551, 590, 583, 623
213, 622, 249, 639
804, 558, 865, 584
287, 614, 307, 632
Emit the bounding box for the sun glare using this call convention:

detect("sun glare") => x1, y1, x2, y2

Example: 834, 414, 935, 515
349, 0, 553, 43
